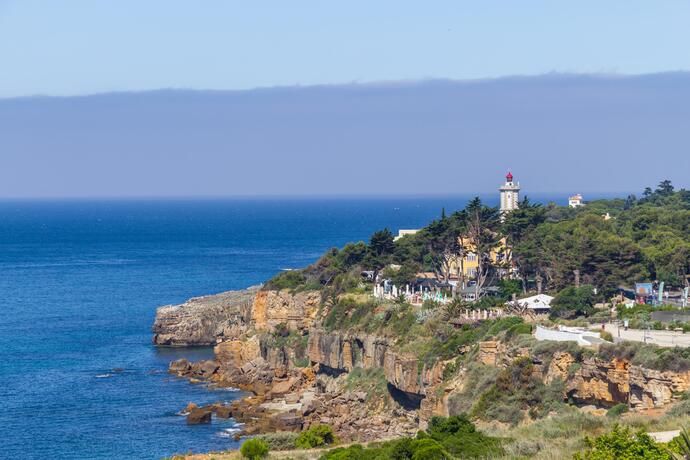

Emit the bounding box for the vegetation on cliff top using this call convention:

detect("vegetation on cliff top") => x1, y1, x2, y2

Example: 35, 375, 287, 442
469, 357, 566, 426
265, 182, 689, 300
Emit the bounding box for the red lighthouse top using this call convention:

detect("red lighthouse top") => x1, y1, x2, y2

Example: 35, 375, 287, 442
506, 172, 513, 182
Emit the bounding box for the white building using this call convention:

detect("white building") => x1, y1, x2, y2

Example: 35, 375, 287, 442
499, 172, 520, 214
569, 194, 584, 208
394, 229, 420, 241
510, 293, 554, 314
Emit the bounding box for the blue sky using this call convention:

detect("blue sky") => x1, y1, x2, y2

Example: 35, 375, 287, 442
2, 1, 690, 97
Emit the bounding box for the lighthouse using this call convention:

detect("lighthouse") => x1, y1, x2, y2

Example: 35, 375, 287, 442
499, 172, 520, 215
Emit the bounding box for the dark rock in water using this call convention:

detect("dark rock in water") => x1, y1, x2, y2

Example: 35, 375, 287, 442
169, 358, 191, 375
187, 407, 212, 424
181, 402, 198, 415
169, 358, 220, 382
112, 368, 125, 373
214, 405, 232, 419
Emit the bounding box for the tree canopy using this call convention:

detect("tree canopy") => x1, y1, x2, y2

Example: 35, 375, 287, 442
265, 182, 690, 298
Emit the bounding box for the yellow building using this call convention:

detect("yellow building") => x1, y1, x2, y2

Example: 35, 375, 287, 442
446, 236, 512, 280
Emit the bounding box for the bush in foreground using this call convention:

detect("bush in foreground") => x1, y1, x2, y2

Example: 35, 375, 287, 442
255, 431, 299, 451
319, 415, 501, 459
295, 424, 338, 449
573, 425, 670, 459
240, 438, 269, 460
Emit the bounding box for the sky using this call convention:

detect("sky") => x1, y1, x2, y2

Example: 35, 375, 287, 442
2, 74, 689, 198
1, 2, 689, 198
2, 1, 690, 98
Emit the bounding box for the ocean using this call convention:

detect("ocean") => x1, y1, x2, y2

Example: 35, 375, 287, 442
0, 196, 499, 460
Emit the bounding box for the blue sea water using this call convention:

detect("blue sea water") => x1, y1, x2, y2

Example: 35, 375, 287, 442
0, 197, 495, 460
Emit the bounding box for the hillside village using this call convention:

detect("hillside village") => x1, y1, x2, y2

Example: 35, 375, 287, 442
157, 178, 690, 459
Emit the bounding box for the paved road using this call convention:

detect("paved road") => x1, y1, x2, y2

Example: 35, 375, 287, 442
648, 430, 681, 443
597, 323, 690, 348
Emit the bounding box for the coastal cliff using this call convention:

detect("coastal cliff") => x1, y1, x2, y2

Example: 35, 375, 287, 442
154, 288, 690, 442
306, 329, 446, 397
251, 290, 321, 333
152, 288, 257, 346
565, 355, 690, 410
478, 345, 690, 411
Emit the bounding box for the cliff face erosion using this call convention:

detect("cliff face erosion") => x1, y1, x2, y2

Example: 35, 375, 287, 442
152, 288, 257, 346
154, 288, 690, 440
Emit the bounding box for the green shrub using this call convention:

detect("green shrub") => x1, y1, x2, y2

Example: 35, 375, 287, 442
573, 425, 670, 459
410, 439, 451, 460
470, 357, 565, 425
667, 398, 690, 417
486, 316, 525, 337
550, 285, 596, 319
606, 403, 629, 418
425, 415, 504, 458
667, 427, 690, 458
597, 341, 690, 373
320, 416, 501, 459
345, 367, 388, 401
447, 363, 500, 415
264, 269, 307, 291
255, 432, 299, 451
506, 322, 532, 338
240, 438, 269, 460
292, 356, 310, 368
323, 297, 378, 332
295, 424, 337, 449
320, 444, 382, 460
442, 360, 458, 380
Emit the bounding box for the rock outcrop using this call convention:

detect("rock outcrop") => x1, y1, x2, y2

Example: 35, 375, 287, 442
566, 356, 690, 410
153, 288, 257, 346
251, 290, 321, 333
307, 330, 388, 372
544, 351, 575, 384
187, 407, 212, 424
629, 366, 690, 409
477, 344, 690, 411
168, 358, 220, 383
307, 329, 446, 397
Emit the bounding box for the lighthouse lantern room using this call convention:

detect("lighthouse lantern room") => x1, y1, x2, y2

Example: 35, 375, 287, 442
499, 172, 520, 214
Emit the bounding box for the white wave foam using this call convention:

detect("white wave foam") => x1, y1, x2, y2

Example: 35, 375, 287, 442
214, 386, 240, 392
217, 426, 243, 438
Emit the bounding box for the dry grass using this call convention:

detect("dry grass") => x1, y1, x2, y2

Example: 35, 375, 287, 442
168, 404, 690, 460
168, 443, 356, 460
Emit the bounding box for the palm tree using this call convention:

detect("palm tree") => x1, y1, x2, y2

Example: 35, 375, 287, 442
669, 426, 690, 459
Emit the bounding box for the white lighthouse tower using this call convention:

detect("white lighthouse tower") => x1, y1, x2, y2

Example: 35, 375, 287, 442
499, 172, 520, 215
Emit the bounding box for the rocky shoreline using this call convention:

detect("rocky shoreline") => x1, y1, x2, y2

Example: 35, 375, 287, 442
154, 287, 419, 441
153, 286, 690, 446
